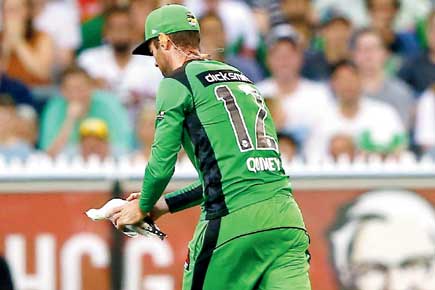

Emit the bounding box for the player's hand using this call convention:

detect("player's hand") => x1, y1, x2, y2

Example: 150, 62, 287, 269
126, 192, 141, 201
110, 199, 146, 230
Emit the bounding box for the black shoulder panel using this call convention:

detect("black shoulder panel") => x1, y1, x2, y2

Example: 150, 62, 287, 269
167, 62, 193, 94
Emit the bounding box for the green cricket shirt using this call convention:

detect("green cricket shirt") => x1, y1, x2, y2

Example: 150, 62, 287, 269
139, 59, 296, 221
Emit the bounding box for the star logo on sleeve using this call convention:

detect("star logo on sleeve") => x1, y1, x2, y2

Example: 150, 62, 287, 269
156, 111, 166, 121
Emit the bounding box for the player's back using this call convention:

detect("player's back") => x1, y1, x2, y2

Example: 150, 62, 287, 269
171, 59, 292, 219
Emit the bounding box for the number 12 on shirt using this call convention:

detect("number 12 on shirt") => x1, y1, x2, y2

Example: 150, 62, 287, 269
215, 85, 278, 153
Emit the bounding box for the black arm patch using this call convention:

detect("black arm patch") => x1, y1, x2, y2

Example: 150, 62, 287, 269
165, 184, 203, 213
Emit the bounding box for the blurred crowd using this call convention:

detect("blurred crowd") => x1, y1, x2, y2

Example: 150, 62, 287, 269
1, 0, 435, 162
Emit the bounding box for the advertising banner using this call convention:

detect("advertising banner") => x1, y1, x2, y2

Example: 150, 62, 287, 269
1, 188, 435, 290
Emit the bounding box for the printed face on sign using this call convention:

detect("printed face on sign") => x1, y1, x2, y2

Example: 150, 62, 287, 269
328, 190, 435, 290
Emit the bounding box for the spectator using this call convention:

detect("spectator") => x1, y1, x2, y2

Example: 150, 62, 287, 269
306, 60, 407, 160
313, 0, 433, 31
399, 10, 435, 93
303, 9, 353, 80
199, 12, 264, 82
79, 0, 121, 52
39, 66, 133, 157
0, 34, 38, 112
78, 118, 110, 160
313, 0, 366, 26
250, 1, 270, 36
129, 0, 159, 46
352, 28, 415, 128
280, 0, 316, 48
0, 76, 36, 111
329, 134, 357, 161
277, 131, 299, 161
0, 94, 35, 160
2, 0, 55, 87
256, 24, 332, 148
32, 0, 82, 68
15, 104, 38, 149
135, 104, 155, 159
77, 0, 103, 21
415, 85, 435, 155
263, 0, 285, 27
189, 0, 260, 57
78, 6, 162, 112
313, 0, 432, 31
366, 0, 420, 58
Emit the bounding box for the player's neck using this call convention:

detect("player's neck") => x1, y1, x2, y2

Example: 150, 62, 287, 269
169, 49, 203, 72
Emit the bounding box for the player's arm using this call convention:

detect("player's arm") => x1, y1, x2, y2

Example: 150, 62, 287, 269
131, 181, 202, 221
139, 78, 194, 213
164, 180, 204, 213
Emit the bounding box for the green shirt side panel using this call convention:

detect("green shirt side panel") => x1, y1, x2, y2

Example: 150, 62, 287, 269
139, 78, 195, 212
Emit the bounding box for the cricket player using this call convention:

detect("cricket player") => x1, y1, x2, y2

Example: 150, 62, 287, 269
112, 4, 311, 290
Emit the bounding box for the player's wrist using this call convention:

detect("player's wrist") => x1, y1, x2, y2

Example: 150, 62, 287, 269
151, 196, 170, 220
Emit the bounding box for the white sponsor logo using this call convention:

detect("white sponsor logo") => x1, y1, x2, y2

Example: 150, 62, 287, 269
204, 71, 251, 83
246, 157, 281, 173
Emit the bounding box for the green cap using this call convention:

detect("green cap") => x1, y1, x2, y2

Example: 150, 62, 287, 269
132, 4, 200, 56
